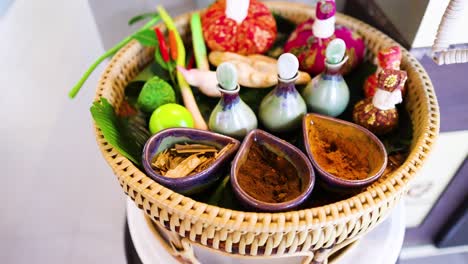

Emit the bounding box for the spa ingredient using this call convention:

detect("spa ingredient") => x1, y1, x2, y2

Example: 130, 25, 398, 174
191, 13, 209, 71
90, 98, 150, 165
209, 51, 311, 88
168, 30, 178, 61
158, 5, 208, 130
152, 143, 234, 178
201, 0, 277, 55
353, 69, 407, 135
137, 76, 175, 112
154, 28, 170, 62
283, 0, 365, 75
307, 125, 370, 180
363, 46, 402, 98
149, 103, 194, 134
208, 62, 258, 138
353, 98, 399, 135
128, 12, 160, 25
238, 143, 301, 203
177, 13, 222, 98
177, 66, 221, 97
132, 29, 159, 47
302, 38, 350, 117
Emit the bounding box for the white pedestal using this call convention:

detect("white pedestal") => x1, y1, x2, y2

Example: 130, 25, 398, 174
127, 199, 405, 264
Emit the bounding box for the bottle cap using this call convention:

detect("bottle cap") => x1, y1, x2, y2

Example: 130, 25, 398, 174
225, 0, 250, 24
316, 0, 336, 20
312, 0, 336, 39
326, 38, 346, 64
277, 53, 299, 80
216, 62, 238, 91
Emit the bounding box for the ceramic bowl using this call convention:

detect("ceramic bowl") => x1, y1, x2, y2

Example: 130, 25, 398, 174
302, 113, 387, 190
230, 129, 315, 212
142, 128, 240, 195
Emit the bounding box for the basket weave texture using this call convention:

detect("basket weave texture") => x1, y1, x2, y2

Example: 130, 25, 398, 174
93, 2, 439, 259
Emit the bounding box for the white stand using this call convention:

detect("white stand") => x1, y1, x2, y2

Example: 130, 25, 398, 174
127, 199, 405, 264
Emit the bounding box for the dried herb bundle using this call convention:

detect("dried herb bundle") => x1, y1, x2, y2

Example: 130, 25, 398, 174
151, 143, 233, 178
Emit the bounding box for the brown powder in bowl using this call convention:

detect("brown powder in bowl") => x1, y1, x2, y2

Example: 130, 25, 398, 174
308, 125, 370, 181
237, 143, 302, 203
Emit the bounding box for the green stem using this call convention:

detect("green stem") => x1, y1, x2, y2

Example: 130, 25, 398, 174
191, 13, 209, 71
69, 16, 160, 99
158, 5, 207, 130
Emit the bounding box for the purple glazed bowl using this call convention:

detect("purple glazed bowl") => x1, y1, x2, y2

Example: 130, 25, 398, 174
142, 128, 240, 195
302, 113, 387, 191
230, 129, 315, 212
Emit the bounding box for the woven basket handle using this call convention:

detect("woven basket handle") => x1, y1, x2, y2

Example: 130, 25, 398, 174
432, 0, 468, 65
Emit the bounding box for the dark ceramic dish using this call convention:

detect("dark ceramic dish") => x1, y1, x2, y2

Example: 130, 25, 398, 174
142, 128, 240, 194
302, 113, 387, 190
231, 129, 315, 212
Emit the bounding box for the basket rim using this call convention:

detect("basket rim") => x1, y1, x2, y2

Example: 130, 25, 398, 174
93, 1, 440, 232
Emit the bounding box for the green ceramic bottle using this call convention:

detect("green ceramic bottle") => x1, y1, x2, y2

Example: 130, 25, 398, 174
302, 38, 350, 117
259, 53, 307, 132
209, 62, 257, 138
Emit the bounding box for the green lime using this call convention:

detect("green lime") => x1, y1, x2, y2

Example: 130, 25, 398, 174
149, 103, 194, 134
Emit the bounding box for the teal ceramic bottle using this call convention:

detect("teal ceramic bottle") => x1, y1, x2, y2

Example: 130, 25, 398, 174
259, 53, 307, 133
209, 62, 257, 138
302, 38, 350, 117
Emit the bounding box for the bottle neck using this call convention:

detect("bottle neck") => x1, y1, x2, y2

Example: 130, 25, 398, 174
218, 84, 241, 109
372, 89, 402, 110
276, 74, 298, 95
222, 92, 240, 104
324, 56, 348, 75
312, 16, 335, 39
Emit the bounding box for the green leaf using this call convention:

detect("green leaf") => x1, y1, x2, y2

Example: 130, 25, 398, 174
90, 98, 150, 165
128, 12, 160, 25
381, 104, 413, 154
154, 48, 169, 70
133, 63, 157, 82
149, 61, 170, 81
207, 175, 230, 205
133, 29, 158, 46
69, 16, 160, 98
216, 180, 243, 210
125, 82, 145, 108
191, 175, 242, 210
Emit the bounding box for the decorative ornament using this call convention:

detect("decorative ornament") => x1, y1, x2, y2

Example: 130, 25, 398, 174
177, 51, 312, 98
353, 69, 407, 135
302, 38, 350, 117
364, 46, 403, 98
259, 53, 307, 132
284, 0, 365, 76
208, 62, 258, 138
209, 51, 311, 87
201, 0, 277, 55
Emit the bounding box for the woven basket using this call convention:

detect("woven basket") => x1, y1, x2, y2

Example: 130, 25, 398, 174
94, 2, 439, 263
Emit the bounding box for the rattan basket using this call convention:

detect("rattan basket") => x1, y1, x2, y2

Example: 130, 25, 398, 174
94, 2, 439, 263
